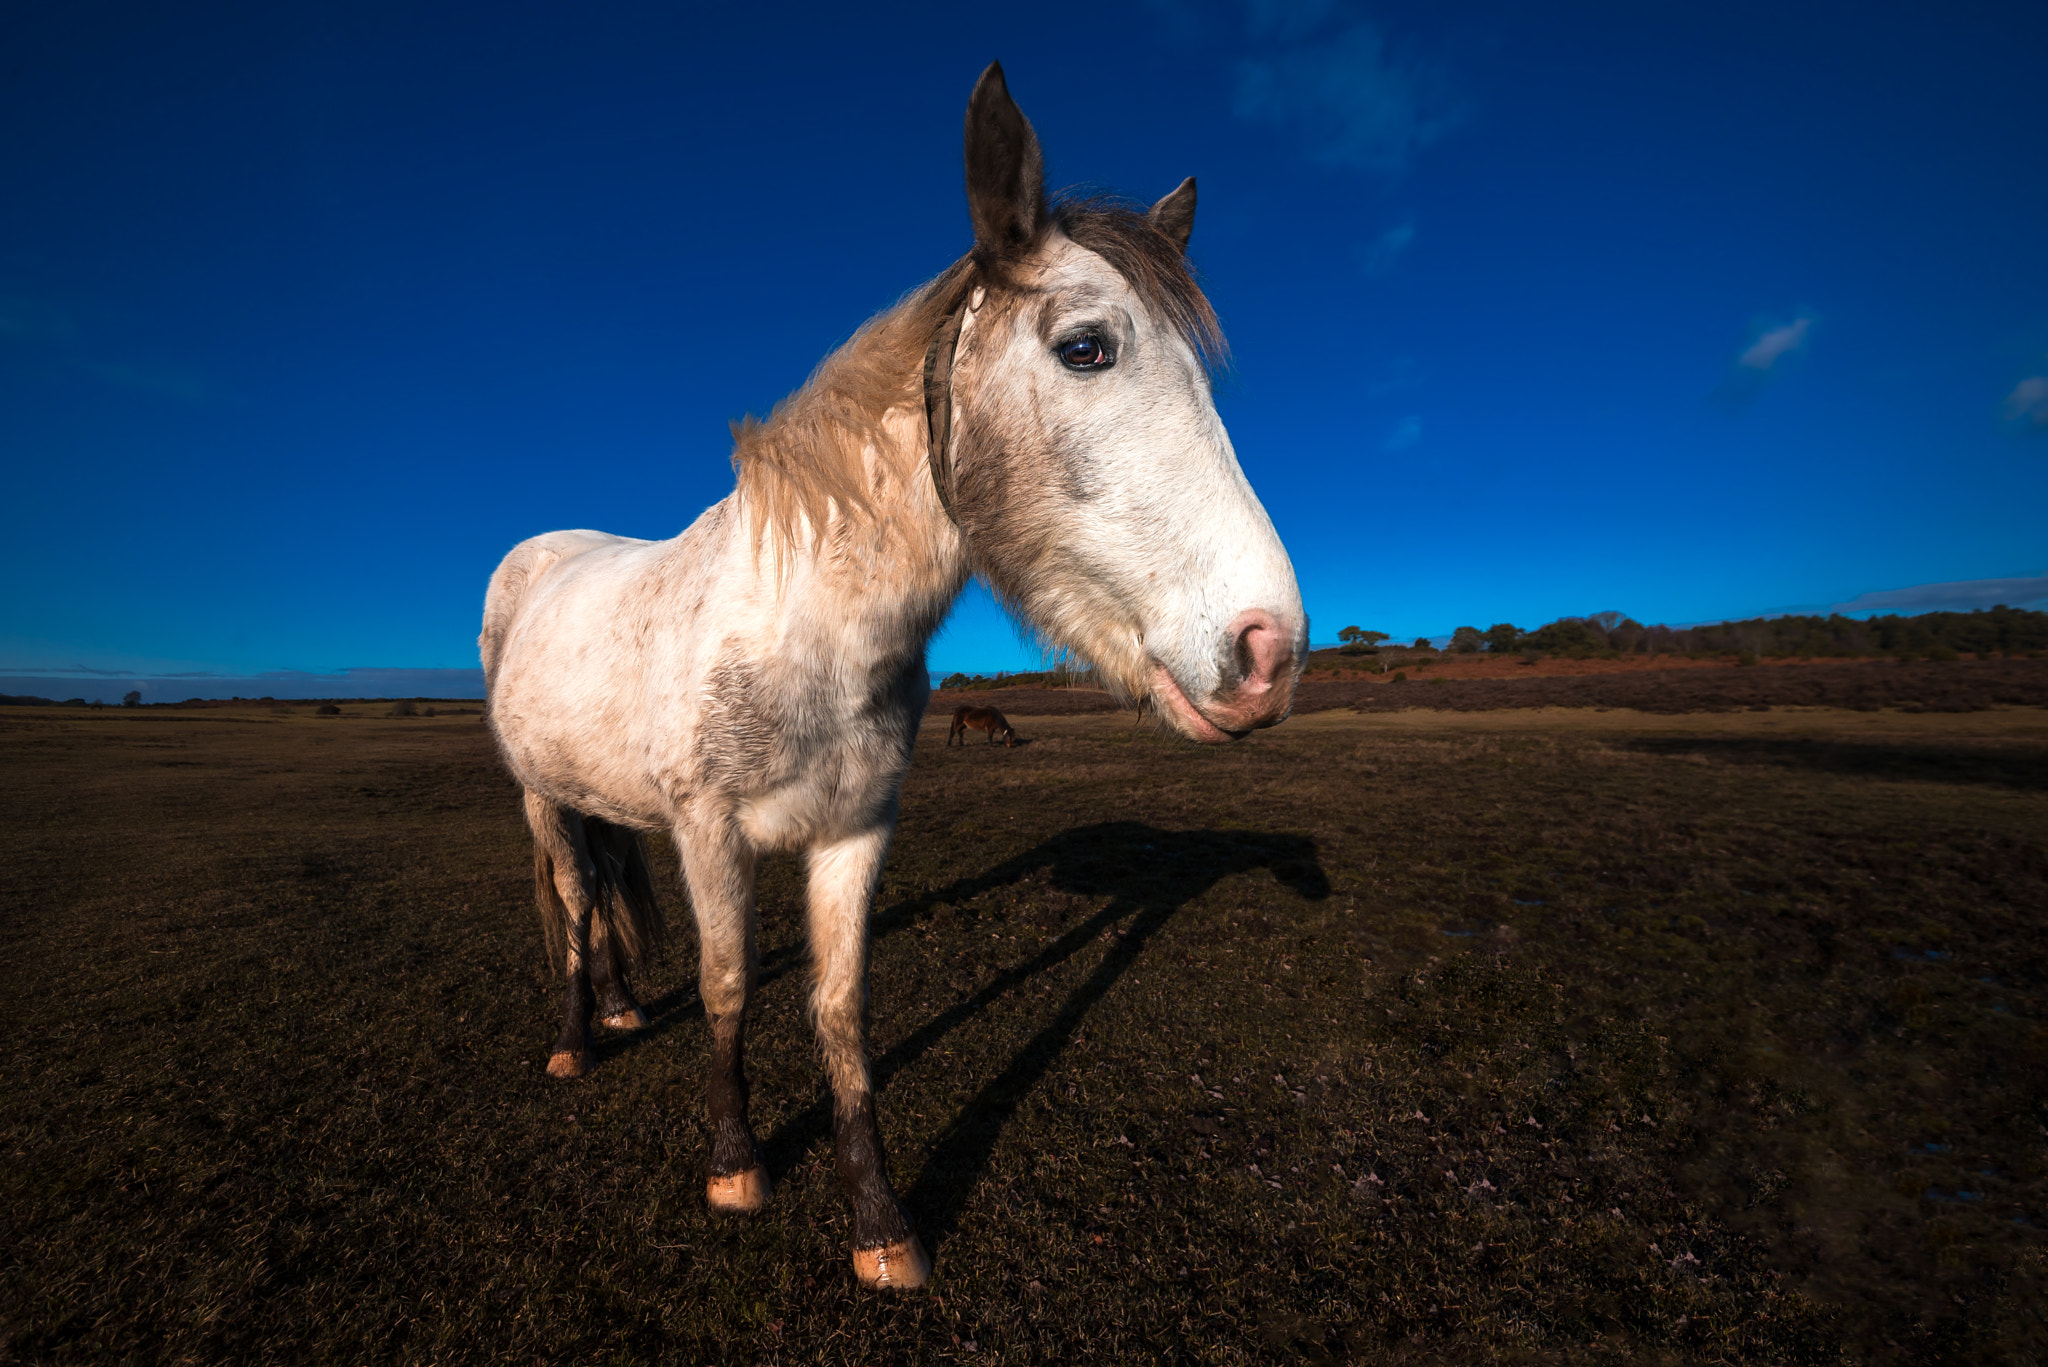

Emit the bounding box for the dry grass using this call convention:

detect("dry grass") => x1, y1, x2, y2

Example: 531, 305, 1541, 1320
2, 702, 2044, 1364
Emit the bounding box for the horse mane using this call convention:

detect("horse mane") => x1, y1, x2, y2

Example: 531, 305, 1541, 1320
729, 259, 971, 558
730, 194, 1224, 555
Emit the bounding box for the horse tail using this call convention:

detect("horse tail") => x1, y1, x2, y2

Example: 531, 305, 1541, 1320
584, 815, 667, 970
533, 840, 571, 970
532, 812, 666, 973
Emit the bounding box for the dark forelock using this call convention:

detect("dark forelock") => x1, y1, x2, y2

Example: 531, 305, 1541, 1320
1048, 194, 1227, 374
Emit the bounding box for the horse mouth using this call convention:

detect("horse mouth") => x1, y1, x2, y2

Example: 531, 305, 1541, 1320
1148, 662, 1249, 744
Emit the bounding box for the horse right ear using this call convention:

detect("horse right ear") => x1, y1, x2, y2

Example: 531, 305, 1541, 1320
1149, 177, 1197, 254
964, 62, 1046, 256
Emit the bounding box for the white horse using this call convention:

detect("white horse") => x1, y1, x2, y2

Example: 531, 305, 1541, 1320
479, 62, 1306, 1289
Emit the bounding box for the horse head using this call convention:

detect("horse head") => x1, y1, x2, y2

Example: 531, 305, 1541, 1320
930, 64, 1307, 744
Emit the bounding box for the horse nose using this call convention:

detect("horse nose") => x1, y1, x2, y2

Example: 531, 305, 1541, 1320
1214, 608, 1297, 729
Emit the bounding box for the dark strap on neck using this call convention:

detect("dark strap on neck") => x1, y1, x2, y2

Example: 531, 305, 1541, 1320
921, 292, 971, 526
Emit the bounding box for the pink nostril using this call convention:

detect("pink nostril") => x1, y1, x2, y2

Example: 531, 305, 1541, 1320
1229, 609, 1293, 696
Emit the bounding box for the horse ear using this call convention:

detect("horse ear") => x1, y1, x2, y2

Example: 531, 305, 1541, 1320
1149, 177, 1197, 254
964, 61, 1046, 255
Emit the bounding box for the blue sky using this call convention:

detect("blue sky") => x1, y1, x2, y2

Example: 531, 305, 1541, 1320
4, 0, 2045, 693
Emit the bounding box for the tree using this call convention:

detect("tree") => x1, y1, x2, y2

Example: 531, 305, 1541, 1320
1337, 626, 1389, 655
1483, 623, 1521, 653
122, 690, 141, 708
1411, 637, 1432, 651
1524, 617, 1606, 655
1449, 626, 1484, 653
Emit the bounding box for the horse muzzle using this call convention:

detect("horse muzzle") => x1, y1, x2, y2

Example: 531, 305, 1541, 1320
1150, 609, 1300, 743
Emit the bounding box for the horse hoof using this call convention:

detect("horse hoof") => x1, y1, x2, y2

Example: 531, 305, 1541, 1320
706, 1167, 771, 1214
545, 1049, 588, 1080
599, 1008, 647, 1031
852, 1236, 931, 1290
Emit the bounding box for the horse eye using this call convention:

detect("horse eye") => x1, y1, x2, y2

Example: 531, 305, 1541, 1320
1058, 335, 1112, 370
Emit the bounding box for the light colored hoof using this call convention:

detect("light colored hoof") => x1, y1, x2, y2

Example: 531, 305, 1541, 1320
706, 1167, 771, 1214
599, 1008, 648, 1032
545, 1049, 588, 1080
852, 1236, 932, 1290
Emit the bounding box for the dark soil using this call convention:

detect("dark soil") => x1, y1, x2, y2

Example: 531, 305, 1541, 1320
3, 704, 2045, 1364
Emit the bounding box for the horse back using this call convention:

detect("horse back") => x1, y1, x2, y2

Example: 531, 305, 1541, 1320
480, 530, 644, 689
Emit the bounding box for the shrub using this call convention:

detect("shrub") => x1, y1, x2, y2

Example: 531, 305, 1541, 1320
316, 704, 341, 716
122, 691, 141, 708
387, 699, 418, 717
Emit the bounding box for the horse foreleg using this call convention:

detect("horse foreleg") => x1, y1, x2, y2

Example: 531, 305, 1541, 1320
678, 821, 770, 1214
808, 825, 929, 1290
526, 792, 599, 1080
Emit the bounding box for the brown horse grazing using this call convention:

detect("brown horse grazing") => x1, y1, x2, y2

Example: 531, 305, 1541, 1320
948, 705, 1016, 748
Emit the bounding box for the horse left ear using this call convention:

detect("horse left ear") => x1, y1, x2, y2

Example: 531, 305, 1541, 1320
1148, 177, 1197, 254
965, 62, 1047, 256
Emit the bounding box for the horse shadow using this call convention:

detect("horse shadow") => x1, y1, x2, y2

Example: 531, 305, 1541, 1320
758, 820, 1330, 1249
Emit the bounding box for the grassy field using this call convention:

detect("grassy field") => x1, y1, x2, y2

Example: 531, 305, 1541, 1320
3, 700, 2045, 1364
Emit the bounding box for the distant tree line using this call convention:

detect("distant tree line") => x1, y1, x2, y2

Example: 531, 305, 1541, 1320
1334, 605, 2047, 663
938, 663, 1102, 692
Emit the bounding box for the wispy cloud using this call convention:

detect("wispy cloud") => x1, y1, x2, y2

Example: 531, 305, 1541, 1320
1357, 219, 1416, 275
1737, 317, 1812, 372
2004, 373, 2048, 431
1234, 11, 1466, 175
1832, 573, 2048, 615
1382, 415, 1422, 451
1713, 311, 1815, 409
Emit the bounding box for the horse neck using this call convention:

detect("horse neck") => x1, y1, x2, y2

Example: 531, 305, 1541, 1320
750, 418, 969, 678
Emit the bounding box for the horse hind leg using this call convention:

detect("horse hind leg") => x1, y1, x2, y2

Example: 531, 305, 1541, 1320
589, 920, 644, 1031
526, 791, 600, 1080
